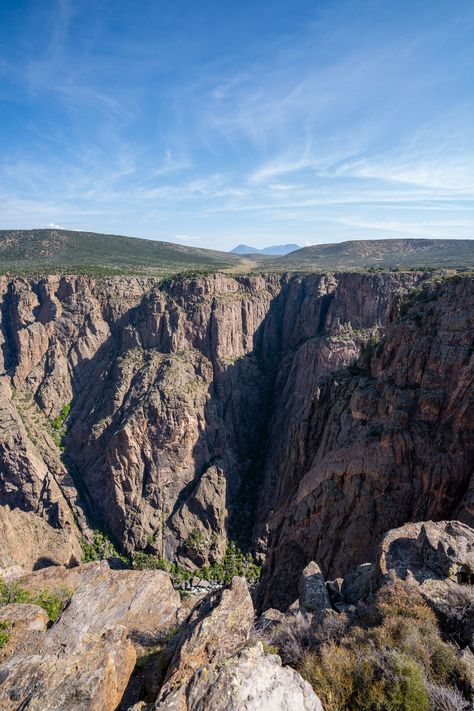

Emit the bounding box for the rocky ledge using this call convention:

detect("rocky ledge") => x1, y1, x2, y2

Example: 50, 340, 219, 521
0, 519, 472, 709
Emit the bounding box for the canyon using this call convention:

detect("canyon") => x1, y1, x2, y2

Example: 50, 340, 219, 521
0, 270, 472, 609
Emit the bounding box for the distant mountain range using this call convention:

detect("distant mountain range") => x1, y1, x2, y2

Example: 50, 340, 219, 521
230, 243, 301, 256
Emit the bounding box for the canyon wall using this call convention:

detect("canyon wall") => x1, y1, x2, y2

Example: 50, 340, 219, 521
0, 271, 472, 606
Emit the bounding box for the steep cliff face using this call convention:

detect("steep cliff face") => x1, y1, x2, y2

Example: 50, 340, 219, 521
258, 276, 474, 609
0, 274, 279, 569
1, 271, 472, 593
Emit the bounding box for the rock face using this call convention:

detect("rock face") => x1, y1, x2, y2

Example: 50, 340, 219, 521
0, 271, 421, 571
1, 271, 473, 604
258, 276, 474, 608
157, 576, 253, 706
155, 643, 323, 711
0, 568, 180, 710
0, 504, 81, 580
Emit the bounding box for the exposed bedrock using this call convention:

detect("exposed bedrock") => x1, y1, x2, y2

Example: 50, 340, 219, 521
1, 271, 472, 595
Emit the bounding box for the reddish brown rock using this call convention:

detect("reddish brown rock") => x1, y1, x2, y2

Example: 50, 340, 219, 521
258, 277, 474, 609
1, 271, 472, 590
0, 568, 180, 710
0, 504, 81, 580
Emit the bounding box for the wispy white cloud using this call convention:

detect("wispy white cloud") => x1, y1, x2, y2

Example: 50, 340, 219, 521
0, 0, 473, 248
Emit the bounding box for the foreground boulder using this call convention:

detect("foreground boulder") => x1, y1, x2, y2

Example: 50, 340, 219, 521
155, 643, 323, 711
379, 520, 474, 584
0, 569, 180, 709
156, 577, 253, 706
152, 577, 323, 711
379, 520, 474, 649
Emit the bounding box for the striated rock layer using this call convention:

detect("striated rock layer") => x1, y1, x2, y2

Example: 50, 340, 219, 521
1, 271, 473, 598
258, 276, 474, 608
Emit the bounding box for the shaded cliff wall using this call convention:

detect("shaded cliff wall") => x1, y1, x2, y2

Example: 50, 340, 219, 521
257, 275, 474, 609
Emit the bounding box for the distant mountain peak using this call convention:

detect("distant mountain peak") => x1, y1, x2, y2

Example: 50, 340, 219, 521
230, 243, 301, 256
230, 244, 259, 254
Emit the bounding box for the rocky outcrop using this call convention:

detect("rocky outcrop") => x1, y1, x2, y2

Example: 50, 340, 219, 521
379, 520, 474, 584
298, 562, 331, 613
0, 568, 181, 710
154, 643, 323, 711
0, 624, 135, 711
150, 577, 323, 711
157, 577, 253, 706
377, 520, 474, 650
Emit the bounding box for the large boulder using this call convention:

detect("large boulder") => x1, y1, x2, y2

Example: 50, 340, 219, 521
155, 643, 323, 711
298, 562, 331, 613
156, 577, 254, 708
46, 568, 181, 655
378, 520, 474, 649
379, 520, 474, 584
0, 568, 181, 709
0, 624, 135, 711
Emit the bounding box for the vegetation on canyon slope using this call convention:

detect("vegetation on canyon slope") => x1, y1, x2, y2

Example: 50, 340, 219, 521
81, 530, 261, 587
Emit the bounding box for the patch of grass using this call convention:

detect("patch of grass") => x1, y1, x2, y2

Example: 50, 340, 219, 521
0, 578, 72, 622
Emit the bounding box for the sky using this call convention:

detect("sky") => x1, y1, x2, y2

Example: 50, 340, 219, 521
0, 0, 473, 251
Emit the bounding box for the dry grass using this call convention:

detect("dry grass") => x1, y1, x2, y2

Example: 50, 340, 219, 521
256, 581, 472, 711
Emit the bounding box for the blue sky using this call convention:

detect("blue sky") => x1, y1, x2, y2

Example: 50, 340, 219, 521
1, 0, 473, 251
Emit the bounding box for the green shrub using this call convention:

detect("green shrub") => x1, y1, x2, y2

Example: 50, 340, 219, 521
201, 541, 261, 585
0, 578, 71, 622
81, 530, 127, 563
0, 620, 12, 649
185, 528, 205, 552
132, 541, 261, 586
50, 402, 71, 448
